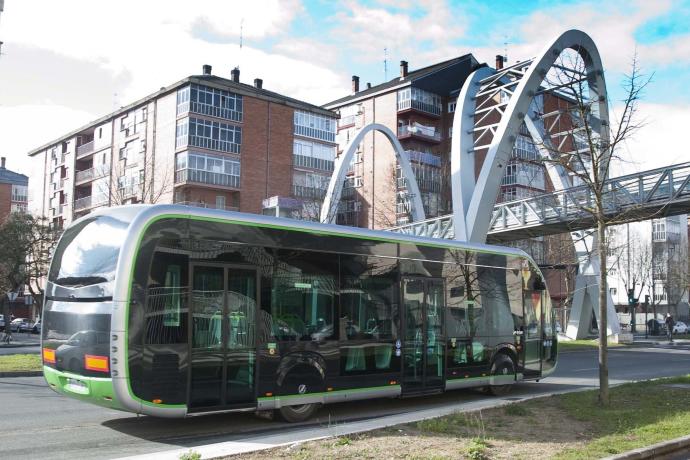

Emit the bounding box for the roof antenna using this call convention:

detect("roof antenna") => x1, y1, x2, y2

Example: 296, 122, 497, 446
384, 47, 388, 81
240, 18, 244, 49
504, 36, 509, 63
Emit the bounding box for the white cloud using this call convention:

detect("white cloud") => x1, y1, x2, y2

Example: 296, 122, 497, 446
0, 0, 347, 168
613, 102, 690, 176
331, 0, 467, 64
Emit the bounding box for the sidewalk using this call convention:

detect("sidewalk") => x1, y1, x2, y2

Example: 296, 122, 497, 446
0, 332, 40, 348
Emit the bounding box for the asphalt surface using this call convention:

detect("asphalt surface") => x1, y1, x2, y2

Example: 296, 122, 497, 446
1, 345, 689, 459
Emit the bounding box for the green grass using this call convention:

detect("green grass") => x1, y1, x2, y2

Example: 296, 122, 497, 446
554, 375, 690, 459
504, 403, 531, 416
0, 354, 42, 372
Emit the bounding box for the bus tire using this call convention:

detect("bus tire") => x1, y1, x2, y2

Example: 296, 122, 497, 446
277, 403, 319, 423
488, 353, 515, 396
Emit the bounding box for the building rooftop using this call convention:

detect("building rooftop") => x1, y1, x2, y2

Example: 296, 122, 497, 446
0, 158, 28, 186
28, 69, 336, 157
324, 53, 481, 108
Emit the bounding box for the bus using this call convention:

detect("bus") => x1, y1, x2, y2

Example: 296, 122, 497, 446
42, 205, 557, 422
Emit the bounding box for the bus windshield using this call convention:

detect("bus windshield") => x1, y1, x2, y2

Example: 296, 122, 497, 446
49, 215, 130, 287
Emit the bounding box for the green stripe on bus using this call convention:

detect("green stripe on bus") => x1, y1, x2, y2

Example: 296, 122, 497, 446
257, 384, 401, 401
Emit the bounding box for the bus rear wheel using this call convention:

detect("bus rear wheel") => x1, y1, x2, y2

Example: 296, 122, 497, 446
277, 403, 319, 423
488, 354, 515, 396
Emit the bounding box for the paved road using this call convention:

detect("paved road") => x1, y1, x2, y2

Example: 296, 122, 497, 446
1, 345, 689, 460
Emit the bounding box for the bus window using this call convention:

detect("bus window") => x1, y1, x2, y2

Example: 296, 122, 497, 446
145, 252, 189, 344
270, 250, 336, 341
339, 255, 397, 341
49, 215, 129, 287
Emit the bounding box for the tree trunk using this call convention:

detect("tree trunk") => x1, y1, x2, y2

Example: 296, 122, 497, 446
597, 219, 609, 406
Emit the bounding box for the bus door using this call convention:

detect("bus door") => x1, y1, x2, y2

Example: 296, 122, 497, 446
402, 278, 445, 394
521, 288, 542, 379
189, 264, 258, 410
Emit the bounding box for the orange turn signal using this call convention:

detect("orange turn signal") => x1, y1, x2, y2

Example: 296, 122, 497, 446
42, 348, 56, 364
84, 354, 109, 373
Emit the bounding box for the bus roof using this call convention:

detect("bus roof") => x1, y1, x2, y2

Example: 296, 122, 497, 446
83, 204, 532, 262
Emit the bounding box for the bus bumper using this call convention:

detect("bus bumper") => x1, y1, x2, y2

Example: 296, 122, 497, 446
43, 366, 125, 411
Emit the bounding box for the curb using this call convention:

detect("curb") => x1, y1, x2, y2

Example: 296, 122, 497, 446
0, 343, 41, 349
603, 433, 690, 460
0, 371, 43, 378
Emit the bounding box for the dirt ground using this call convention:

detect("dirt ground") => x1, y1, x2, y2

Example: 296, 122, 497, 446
227, 398, 594, 460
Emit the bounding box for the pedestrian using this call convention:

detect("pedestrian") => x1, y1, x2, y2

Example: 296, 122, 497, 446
665, 312, 675, 342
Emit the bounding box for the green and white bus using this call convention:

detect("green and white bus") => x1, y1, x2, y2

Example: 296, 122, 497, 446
42, 205, 557, 421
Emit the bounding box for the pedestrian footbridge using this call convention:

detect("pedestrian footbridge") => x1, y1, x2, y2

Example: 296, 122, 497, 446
388, 161, 690, 243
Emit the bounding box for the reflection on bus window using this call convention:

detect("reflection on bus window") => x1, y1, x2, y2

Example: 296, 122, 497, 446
145, 252, 189, 345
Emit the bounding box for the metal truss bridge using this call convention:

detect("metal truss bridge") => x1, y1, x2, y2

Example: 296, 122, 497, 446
388, 161, 690, 243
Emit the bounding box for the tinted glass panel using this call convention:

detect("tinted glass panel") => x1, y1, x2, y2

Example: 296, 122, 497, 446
270, 250, 336, 341
49, 215, 129, 286
145, 252, 189, 344
340, 255, 398, 341
42, 308, 111, 377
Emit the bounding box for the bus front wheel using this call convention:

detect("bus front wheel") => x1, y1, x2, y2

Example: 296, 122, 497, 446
277, 403, 320, 423
487, 354, 515, 396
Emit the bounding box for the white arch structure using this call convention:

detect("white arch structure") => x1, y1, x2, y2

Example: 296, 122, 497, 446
320, 123, 426, 224
450, 29, 619, 338
321, 30, 619, 339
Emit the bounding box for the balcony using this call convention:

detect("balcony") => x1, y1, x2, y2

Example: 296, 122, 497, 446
292, 184, 327, 199
405, 150, 441, 167
397, 124, 441, 143
293, 154, 334, 172
73, 195, 107, 211
397, 99, 442, 117
175, 168, 240, 189
76, 141, 95, 158
338, 115, 356, 129
176, 201, 240, 212
75, 166, 108, 184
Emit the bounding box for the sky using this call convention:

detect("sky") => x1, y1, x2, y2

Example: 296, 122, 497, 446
1, 0, 690, 177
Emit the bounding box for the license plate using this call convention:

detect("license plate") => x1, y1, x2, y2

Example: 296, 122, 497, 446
66, 378, 88, 394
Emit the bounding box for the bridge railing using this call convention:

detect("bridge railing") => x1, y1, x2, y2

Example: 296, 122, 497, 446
388, 161, 690, 239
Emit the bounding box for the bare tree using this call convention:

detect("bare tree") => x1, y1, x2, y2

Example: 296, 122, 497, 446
99, 145, 172, 206
533, 52, 652, 405
0, 213, 58, 337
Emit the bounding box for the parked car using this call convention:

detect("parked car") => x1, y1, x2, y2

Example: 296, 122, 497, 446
672, 321, 688, 334
32, 320, 41, 334
10, 318, 33, 333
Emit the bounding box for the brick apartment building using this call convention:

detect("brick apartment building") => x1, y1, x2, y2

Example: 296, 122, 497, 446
0, 156, 31, 319
324, 55, 479, 229
27, 65, 337, 228
0, 156, 28, 220
324, 55, 558, 262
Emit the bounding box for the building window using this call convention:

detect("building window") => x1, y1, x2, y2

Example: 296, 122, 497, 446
609, 287, 617, 296
177, 84, 243, 122
652, 219, 666, 242
11, 203, 27, 213
177, 117, 242, 154
292, 170, 330, 199
175, 151, 241, 188
513, 135, 539, 161
215, 195, 226, 209
448, 101, 456, 113
501, 162, 545, 190
11, 185, 28, 202
294, 110, 336, 143
397, 87, 442, 116
293, 139, 336, 171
